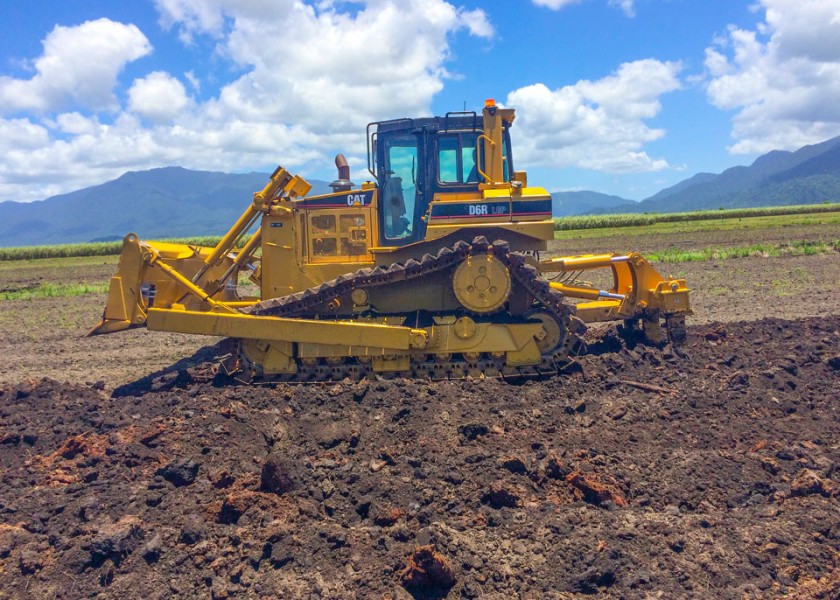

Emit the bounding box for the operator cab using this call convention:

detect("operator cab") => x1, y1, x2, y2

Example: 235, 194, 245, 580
367, 112, 513, 247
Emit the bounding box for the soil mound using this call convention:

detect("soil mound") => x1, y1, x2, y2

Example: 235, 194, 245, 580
1, 317, 838, 598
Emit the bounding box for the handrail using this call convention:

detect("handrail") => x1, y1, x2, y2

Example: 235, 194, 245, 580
475, 133, 496, 184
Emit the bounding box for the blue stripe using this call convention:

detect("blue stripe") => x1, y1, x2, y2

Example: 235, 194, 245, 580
430, 200, 509, 219
429, 198, 550, 219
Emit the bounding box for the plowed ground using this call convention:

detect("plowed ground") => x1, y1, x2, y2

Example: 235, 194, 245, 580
0, 226, 838, 599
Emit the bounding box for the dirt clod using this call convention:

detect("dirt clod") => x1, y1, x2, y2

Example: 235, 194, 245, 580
260, 453, 294, 495
400, 545, 456, 590
566, 471, 629, 507
791, 469, 837, 498
482, 482, 522, 508
88, 517, 144, 562
141, 534, 163, 563
156, 458, 199, 487
179, 515, 206, 545
544, 450, 569, 479
18, 548, 43, 575
458, 423, 489, 441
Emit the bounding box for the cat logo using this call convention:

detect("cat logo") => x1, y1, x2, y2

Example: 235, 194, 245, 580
347, 194, 366, 206
468, 204, 489, 215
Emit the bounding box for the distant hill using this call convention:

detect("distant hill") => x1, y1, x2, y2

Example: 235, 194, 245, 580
643, 172, 717, 205
631, 135, 840, 213
0, 167, 332, 247
551, 191, 636, 216
3, 133, 840, 246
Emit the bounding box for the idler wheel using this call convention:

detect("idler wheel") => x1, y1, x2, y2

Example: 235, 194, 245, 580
525, 309, 566, 354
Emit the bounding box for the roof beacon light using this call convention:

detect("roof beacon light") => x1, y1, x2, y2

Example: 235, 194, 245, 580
485, 98, 496, 108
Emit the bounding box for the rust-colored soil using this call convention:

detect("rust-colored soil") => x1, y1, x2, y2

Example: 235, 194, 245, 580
0, 227, 838, 598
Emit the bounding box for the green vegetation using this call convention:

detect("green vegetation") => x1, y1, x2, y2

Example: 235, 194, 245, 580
0, 235, 246, 262
769, 267, 813, 297
647, 240, 840, 263
0, 254, 119, 273
554, 211, 840, 240
553, 202, 840, 231
1, 204, 838, 261
0, 282, 111, 301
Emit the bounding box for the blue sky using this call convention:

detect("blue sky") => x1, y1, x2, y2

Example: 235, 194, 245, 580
1, 0, 839, 203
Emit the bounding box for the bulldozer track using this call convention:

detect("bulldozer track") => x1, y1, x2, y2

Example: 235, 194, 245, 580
234, 237, 585, 382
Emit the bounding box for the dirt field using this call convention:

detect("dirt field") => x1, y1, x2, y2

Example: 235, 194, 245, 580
0, 225, 838, 598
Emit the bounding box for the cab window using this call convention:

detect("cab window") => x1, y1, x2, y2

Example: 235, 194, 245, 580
438, 132, 480, 184
438, 131, 511, 185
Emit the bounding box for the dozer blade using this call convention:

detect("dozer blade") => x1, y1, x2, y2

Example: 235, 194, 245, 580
88, 233, 149, 336
88, 233, 242, 337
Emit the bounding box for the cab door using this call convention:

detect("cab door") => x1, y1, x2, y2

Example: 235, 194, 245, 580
377, 130, 428, 246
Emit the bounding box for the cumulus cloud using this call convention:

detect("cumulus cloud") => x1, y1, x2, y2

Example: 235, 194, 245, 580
179, 0, 494, 130
147, 0, 496, 176
457, 7, 495, 38
0, 19, 151, 114
154, 0, 228, 42
128, 72, 191, 123
55, 112, 103, 136
507, 59, 682, 172
0, 118, 50, 151
0, 1, 494, 202
705, 0, 840, 154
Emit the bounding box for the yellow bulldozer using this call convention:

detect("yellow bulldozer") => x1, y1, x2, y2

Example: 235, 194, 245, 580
89, 99, 690, 381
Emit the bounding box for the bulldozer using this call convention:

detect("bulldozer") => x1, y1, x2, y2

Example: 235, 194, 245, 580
89, 99, 690, 381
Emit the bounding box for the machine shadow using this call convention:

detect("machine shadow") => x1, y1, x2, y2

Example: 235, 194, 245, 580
111, 339, 236, 398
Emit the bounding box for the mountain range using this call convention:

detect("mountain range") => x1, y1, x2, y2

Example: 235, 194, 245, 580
2, 134, 840, 246
554, 134, 840, 216
0, 169, 333, 247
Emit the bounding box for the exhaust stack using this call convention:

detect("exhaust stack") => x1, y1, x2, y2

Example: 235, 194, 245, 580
329, 154, 354, 192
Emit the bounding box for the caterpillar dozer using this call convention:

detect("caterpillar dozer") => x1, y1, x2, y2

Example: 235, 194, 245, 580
89, 99, 691, 381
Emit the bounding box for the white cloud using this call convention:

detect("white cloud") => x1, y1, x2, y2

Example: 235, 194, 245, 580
0, 1, 494, 202
532, 0, 635, 17
204, 0, 494, 128
0, 118, 50, 151
56, 112, 102, 136
0, 19, 151, 114
458, 7, 495, 38
705, 0, 840, 154
532, 0, 582, 9
128, 72, 191, 123
184, 70, 200, 92
609, 0, 635, 17
154, 0, 227, 42
506, 59, 682, 173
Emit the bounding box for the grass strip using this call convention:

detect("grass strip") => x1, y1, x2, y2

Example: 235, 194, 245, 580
0, 235, 248, 262
554, 212, 840, 240
553, 202, 840, 231
2, 203, 839, 260
647, 240, 840, 263
0, 282, 112, 301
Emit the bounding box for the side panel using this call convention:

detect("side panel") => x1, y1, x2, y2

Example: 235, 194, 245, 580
260, 201, 303, 299
261, 189, 379, 300
297, 189, 376, 264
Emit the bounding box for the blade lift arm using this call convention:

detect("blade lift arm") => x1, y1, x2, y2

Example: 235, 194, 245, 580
88, 165, 310, 336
